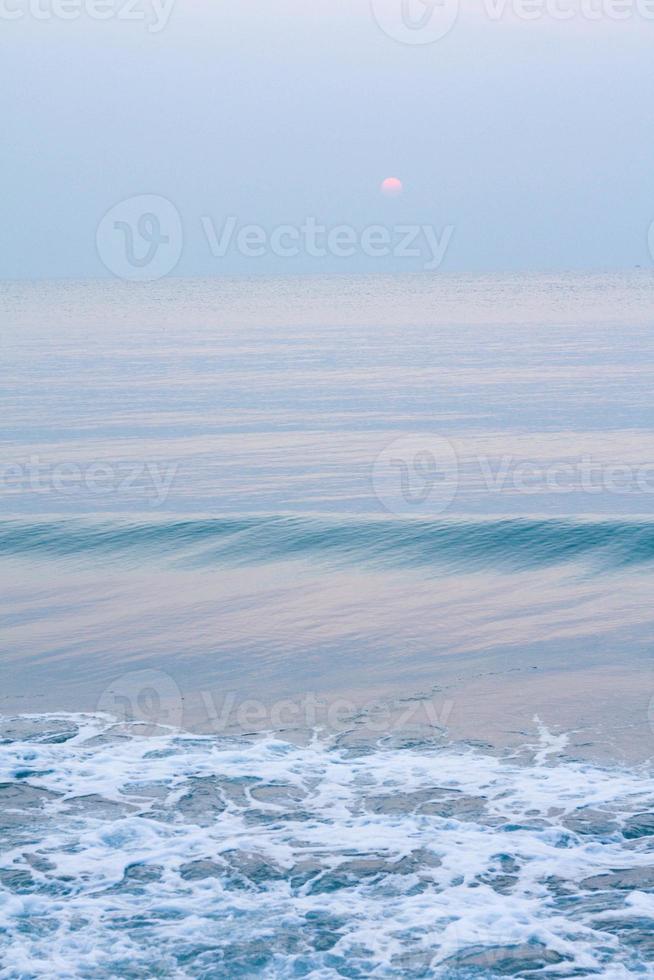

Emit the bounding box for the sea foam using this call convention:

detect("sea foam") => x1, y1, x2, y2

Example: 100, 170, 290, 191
1, 715, 653, 977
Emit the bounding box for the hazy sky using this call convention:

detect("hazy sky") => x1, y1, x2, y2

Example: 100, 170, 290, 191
2, 0, 654, 278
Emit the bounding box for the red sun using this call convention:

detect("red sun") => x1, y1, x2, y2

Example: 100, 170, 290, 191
381, 177, 403, 197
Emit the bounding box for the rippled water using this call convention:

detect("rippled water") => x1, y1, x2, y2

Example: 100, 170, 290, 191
2, 516, 654, 572
2, 273, 654, 976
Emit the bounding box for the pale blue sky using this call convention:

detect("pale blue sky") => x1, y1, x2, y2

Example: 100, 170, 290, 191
1, 0, 653, 278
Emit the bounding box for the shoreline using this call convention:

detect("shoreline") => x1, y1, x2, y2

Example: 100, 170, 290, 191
5, 659, 653, 767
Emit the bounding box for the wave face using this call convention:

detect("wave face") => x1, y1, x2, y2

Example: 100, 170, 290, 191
2, 516, 654, 572
1, 715, 654, 978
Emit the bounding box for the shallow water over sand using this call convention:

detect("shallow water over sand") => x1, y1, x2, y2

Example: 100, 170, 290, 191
2, 714, 654, 978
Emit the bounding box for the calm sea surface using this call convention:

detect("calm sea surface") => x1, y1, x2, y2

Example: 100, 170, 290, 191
1, 273, 654, 977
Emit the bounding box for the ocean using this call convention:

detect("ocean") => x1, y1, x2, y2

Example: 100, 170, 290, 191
1, 272, 654, 977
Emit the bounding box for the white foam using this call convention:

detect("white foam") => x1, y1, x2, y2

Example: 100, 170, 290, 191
0, 714, 653, 977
